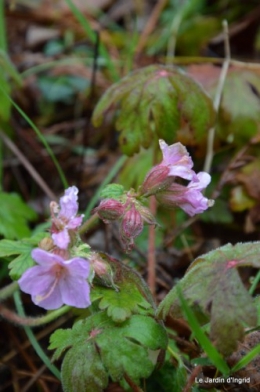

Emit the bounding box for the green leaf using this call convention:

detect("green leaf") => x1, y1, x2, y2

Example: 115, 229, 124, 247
0, 233, 47, 280
118, 147, 153, 190
231, 342, 260, 373
215, 70, 260, 145
62, 342, 108, 392
0, 192, 37, 239
176, 16, 221, 56
99, 183, 125, 200
92, 65, 215, 155
146, 361, 187, 392
91, 280, 154, 323
91, 252, 156, 313
49, 312, 168, 391
157, 242, 260, 356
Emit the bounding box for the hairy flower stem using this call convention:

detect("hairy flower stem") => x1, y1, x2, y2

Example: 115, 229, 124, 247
79, 212, 99, 234
0, 281, 18, 300
147, 196, 157, 297
0, 302, 70, 326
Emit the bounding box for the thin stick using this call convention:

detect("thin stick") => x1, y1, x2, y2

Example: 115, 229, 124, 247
135, 0, 168, 58
203, 20, 231, 173
160, 55, 260, 69
0, 129, 56, 200
0, 302, 70, 327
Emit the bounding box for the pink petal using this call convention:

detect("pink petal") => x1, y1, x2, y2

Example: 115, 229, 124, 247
52, 230, 70, 249
168, 166, 196, 180
159, 140, 195, 180
178, 191, 209, 216
18, 265, 55, 296
32, 248, 63, 267
33, 285, 63, 310
188, 172, 211, 191
64, 257, 90, 277
59, 275, 91, 308
66, 215, 84, 230
59, 186, 79, 219
159, 140, 193, 167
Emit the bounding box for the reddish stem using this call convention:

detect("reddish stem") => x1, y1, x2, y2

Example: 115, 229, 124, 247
124, 373, 144, 392
147, 196, 157, 297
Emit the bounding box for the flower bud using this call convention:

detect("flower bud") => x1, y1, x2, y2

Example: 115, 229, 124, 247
90, 253, 110, 277
137, 205, 157, 226
140, 165, 174, 197
121, 204, 143, 251
155, 188, 177, 209
38, 237, 54, 251
94, 199, 125, 223
89, 252, 118, 290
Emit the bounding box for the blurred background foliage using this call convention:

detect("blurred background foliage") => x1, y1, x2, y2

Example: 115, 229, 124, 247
1, 0, 260, 390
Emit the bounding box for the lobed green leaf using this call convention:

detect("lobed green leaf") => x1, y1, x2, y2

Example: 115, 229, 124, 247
92, 65, 215, 155
91, 280, 154, 323
0, 232, 47, 280
49, 311, 168, 391
157, 242, 260, 356
99, 184, 125, 200
0, 192, 37, 240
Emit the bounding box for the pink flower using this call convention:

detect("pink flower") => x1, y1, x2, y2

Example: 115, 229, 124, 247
51, 186, 83, 249
158, 140, 197, 181
156, 172, 214, 216
141, 165, 174, 197
141, 140, 197, 196
18, 249, 91, 310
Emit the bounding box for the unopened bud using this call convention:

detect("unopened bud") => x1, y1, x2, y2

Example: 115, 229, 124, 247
140, 165, 174, 197
94, 199, 125, 223
39, 237, 54, 251
89, 252, 118, 290
91, 255, 110, 277
155, 188, 177, 209
121, 204, 143, 241
138, 205, 157, 226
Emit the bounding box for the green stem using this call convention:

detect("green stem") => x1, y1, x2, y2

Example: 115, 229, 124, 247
79, 212, 99, 234
0, 300, 70, 327
0, 49, 23, 87
249, 270, 260, 295
167, 345, 183, 366
13, 290, 61, 380
0, 281, 18, 300
0, 0, 7, 52
147, 140, 158, 297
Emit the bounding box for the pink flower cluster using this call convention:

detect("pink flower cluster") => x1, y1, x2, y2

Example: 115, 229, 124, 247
142, 140, 214, 216
50, 186, 83, 249
18, 187, 91, 310
95, 199, 156, 252
94, 140, 214, 250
